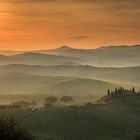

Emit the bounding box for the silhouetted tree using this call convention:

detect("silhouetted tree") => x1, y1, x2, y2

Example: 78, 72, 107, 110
106, 87, 140, 100
46, 96, 58, 103
31, 100, 36, 106
107, 89, 110, 96
132, 87, 136, 93
61, 96, 73, 103
0, 117, 34, 140
44, 103, 53, 109
12, 101, 31, 108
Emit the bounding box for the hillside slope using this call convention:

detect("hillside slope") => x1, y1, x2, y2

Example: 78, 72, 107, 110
0, 52, 81, 66
41, 45, 140, 67
1, 64, 140, 85
1, 45, 140, 67
0, 71, 116, 99
2, 97, 140, 140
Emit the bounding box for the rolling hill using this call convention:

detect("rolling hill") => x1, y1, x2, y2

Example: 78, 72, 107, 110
0, 52, 81, 66
1, 64, 140, 85
0, 50, 23, 56
38, 45, 140, 67
2, 96, 140, 140
0, 71, 116, 103
1, 45, 140, 67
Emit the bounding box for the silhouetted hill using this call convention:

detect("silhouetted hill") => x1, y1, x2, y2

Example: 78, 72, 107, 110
1, 45, 140, 67
41, 45, 140, 67
0, 50, 23, 55
0, 52, 81, 66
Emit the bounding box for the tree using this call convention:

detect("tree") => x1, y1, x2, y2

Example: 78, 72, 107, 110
84, 102, 94, 107
31, 100, 37, 106
61, 96, 73, 103
132, 87, 136, 93
106, 87, 140, 100
12, 101, 31, 108
44, 103, 53, 109
107, 89, 110, 96
0, 117, 34, 140
46, 96, 58, 103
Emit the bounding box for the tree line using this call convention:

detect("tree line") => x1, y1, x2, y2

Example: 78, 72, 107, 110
44, 96, 73, 108
0, 117, 34, 140
107, 87, 140, 98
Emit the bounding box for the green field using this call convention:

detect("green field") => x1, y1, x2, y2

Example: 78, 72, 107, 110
1, 97, 140, 140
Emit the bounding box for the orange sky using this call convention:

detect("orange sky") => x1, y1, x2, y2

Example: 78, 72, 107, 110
0, 0, 140, 50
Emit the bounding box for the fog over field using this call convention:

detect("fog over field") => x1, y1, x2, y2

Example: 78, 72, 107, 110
0, 45, 140, 140
0, 0, 140, 139
0, 45, 140, 104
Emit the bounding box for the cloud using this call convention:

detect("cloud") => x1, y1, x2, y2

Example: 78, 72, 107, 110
1, 0, 140, 32
1, 0, 140, 47
3, 0, 52, 3
69, 36, 89, 40
4, 0, 140, 3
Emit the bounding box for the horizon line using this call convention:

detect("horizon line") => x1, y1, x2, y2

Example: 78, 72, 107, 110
0, 44, 140, 51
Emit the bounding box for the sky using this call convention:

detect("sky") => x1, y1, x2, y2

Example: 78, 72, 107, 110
0, 0, 140, 50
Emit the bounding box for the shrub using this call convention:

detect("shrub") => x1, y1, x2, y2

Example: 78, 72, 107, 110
84, 102, 94, 107
46, 96, 58, 103
0, 117, 34, 140
61, 96, 73, 103
44, 103, 53, 109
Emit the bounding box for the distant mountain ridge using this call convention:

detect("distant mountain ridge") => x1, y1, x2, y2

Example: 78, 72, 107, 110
37, 44, 140, 67
0, 52, 82, 66
0, 45, 140, 98
37, 44, 140, 52
0, 44, 140, 55
0, 44, 140, 67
